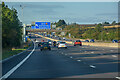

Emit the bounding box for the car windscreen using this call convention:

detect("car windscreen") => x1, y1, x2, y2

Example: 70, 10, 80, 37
42, 42, 49, 45
76, 40, 81, 42
60, 42, 66, 44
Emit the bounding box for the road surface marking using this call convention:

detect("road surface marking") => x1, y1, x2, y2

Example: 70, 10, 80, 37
112, 55, 117, 57
103, 49, 105, 50
91, 52, 94, 53
0, 41, 35, 79
70, 56, 73, 58
62, 52, 63, 54
65, 54, 67, 55
77, 60, 81, 62
116, 77, 120, 80
110, 50, 114, 52
90, 65, 96, 68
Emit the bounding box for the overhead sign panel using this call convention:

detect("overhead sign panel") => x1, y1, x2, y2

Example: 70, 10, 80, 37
34, 22, 51, 29
31, 26, 35, 29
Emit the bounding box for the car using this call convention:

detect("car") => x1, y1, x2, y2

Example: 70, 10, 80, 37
47, 35, 50, 37
63, 37, 66, 40
58, 42, 67, 49
48, 40, 52, 45
35, 39, 40, 43
40, 42, 51, 51
41, 40, 45, 42
90, 39, 95, 42
58, 38, 61, 40
118, 40, 120, 43
57, 41, 62, 45
74, 40, 82, 46
38, 42, 42, 47
85, 40, 89, 42
112, 40, 118, 43
53, 41, 57, 47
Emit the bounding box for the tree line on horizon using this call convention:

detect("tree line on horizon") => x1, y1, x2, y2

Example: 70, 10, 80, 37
54, 20, 119, 41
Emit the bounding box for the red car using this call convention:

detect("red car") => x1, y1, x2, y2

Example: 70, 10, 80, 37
74, 40, 82, 46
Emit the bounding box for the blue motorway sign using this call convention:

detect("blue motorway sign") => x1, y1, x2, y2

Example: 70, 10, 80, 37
31, 22, 51, 29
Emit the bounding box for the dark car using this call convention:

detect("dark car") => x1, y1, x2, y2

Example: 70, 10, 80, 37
40, 42, 51, 51
48, 40, 52, 45
85, 40, 89, 42
118, 40, 120, 43
90, 39, 95, 42
38, 42, 42, 47
112, 40, 118, 43
74, 40, 82, 46
58, 38, 61, 40
53, 41, 57, 47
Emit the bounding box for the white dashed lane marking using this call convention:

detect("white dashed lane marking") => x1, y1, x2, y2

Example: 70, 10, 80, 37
110, 50, 114, 52
77, 60, 81, 62
112, 55, 117, 57
90, 65, 96, 68
91, 52, 94, 53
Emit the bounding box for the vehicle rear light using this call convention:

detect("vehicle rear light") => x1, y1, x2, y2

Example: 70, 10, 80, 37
65, 44, 67, 45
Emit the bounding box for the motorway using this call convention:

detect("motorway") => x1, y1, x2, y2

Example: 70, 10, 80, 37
2, 35, 120, 79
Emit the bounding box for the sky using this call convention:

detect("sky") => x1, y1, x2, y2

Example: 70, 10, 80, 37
5, 2, 118, 24
2, 0, 120, 2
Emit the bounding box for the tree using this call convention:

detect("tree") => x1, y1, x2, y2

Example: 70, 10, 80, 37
111, 21, 116, 25
2, 2, 22, 48
56, 19, 66, 27
103, 22, 110, 25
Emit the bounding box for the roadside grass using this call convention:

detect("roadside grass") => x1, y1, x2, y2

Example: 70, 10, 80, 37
2, 49, 24, 60
2, 40, 32, 61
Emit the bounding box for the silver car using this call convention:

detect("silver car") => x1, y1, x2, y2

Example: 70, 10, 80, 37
58, 42, 67, 49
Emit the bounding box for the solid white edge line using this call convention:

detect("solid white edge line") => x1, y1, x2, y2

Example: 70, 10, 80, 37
0, 41, 35, 79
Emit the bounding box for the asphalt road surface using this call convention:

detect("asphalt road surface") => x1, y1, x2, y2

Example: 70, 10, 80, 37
3, 36, 119, 79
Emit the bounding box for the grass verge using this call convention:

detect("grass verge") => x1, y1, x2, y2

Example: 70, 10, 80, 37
2, 40, 32, 61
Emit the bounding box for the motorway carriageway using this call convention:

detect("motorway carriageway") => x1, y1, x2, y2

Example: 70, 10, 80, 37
1, 36, 120, 79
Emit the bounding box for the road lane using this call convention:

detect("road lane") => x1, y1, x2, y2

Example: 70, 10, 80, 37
8, 43, 98, 78
4, 37, 119, 78
40, 36, 119, 77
